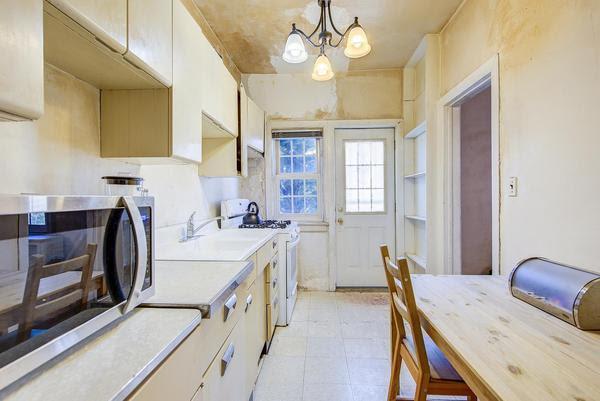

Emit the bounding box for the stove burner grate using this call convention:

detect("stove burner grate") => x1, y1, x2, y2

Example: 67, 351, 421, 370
239, 220, 291, 229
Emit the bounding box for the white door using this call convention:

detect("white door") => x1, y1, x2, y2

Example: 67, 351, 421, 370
335, 128, 396, 287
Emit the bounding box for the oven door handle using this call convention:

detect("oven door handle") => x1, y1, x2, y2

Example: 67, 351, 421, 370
121, 196, 148, 314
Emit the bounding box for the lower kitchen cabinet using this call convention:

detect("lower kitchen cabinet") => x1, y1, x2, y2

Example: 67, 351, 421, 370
200, 315, 247, 401
244, 272, 267, 396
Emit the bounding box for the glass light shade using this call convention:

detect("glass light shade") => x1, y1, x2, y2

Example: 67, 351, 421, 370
282, 33, 308, 63
311, 54, 335, 81
344, 26, 371, 58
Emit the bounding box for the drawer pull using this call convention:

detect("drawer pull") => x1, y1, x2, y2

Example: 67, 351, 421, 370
272, 259, 277, 270
273, 296, 279, 308
272, 240, 278, 249
245, 294, 253, 312
272, 278, 278, 289
221, 343, 235, 376
224, 294, 237, 322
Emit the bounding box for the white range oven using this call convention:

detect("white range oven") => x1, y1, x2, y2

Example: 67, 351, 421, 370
221, 199, 299, 326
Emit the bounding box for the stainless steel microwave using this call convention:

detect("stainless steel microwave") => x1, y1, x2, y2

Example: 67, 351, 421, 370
0, 195, 155, 391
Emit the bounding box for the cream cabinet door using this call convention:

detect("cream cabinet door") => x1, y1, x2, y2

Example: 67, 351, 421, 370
247, 96, 265, 153
0, 0, 43, 121
125, 0, 173, 87
243, 280, 266, 396
202, 318, 247, 401
201, 45, 222, 127
47, 0, 127, 53
220, 65, 238, 136
172, 0, 203, 163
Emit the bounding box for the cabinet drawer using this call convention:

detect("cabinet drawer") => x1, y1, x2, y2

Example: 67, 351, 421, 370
128, 323, 205, 401
257, 237, 279, 274
202, 316, 247, 401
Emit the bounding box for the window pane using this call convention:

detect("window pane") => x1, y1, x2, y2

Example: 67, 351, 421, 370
292, 156, 304, 173
305, 179, 318, 195
358, 142, 371, 165
280, 179, 292, 196
293, 197, 305, 213
305, 197, 318, 213
371, 141, 384, 165
372, 189, 384, 212
305, 138, 317, 156
371, 165, 384, 189
345, 166, 358, 189
345, 142, 358, 165
280, 156, 292, 173
358, 166, 371, 188
293, 179, 304, 196
358, 189, 371, 212
305, 155, 317, 173
346, 189, 359, 212
280, 139, 292, 155
280, 197, 292, 213
292, 139, 304, 155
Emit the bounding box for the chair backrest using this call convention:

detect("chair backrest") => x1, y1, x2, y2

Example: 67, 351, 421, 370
385, 254, 430, 378
21, 244, 98, 338
379, 245, 405, 339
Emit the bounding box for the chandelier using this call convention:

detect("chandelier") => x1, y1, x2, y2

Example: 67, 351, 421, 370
282, 0, 371, 81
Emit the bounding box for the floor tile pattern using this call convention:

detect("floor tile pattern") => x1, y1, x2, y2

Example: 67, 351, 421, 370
254, 291, 465, 401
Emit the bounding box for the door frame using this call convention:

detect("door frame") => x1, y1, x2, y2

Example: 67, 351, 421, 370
333, 126, 398, 288
437, 55, 500, 275
266, 119, 402, 291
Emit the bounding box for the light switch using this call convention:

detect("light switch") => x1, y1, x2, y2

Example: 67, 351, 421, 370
508, 177, 518, 197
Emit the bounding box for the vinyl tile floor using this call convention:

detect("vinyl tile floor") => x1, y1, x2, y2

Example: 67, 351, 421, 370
253, 291, 466, 401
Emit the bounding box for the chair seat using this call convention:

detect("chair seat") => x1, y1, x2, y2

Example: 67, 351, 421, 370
405, 330, 463, 382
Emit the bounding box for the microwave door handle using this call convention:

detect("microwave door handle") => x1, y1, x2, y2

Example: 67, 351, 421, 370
121, 196, 148, 314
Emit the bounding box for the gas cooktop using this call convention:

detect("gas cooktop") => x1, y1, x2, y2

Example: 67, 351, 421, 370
239, 220, 292, 229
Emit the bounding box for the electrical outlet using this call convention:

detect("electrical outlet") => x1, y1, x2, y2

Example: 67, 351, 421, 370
508, 177, 518, 197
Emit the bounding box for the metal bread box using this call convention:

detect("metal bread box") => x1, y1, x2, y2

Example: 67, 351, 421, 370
509, 258, 600, 330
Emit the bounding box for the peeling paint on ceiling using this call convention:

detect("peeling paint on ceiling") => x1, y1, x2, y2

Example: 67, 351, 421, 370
193, 0, 463, 73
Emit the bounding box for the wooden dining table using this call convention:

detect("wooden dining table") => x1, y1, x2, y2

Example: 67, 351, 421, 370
407, 275, 600, 401
0, 270, 105, 333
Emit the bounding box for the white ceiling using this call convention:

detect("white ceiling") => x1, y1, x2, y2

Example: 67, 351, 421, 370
193, 0, 463, 74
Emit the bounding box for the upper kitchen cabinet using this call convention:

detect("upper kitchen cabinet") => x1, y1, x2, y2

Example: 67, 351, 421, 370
124, 0, 173, 87
246, 95, 265, 153
101, 0, 202, 164
44, 0, 171, 89
201, 44, 238, 137
0, 0, 44, 121
46, 0, 127, 54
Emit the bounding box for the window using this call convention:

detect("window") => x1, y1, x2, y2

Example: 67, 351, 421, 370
274, 132, 322, 219
344, 140, 385, 213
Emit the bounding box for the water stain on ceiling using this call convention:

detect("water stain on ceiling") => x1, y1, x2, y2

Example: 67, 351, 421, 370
193, 0, 463, 73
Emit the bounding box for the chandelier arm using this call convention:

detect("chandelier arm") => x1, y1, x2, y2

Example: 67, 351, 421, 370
328, 24, 353, 48
327, 1, 346, 37
295, 28, 322, 48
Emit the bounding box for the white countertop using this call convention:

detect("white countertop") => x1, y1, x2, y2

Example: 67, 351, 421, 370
143, 260, 254, 317
2, 308, 201, 401
156, 228, 278, 262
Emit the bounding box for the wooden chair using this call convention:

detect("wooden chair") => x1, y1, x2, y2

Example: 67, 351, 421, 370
19, 244, 98, 340
379, 245, 477, 401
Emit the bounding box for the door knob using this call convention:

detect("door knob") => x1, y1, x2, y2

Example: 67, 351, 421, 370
337, 218, 344, 225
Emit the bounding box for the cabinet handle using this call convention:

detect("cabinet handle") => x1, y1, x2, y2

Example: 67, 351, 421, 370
272, 240, 278, 249
272, 278, 278, 289
245, 294, 253, 312
221, 343, 235, 376
272, 259, 277, 270
224, 294, 237, 322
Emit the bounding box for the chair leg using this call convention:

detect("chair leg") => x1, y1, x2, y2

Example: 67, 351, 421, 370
413, 376, 427, 401
387, 333, 402, 401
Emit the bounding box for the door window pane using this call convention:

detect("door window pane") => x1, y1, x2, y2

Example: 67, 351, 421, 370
344, 140, 385, 213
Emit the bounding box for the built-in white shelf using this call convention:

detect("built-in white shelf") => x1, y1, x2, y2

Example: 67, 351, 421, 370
404, 171, 426, 179
406, 253, 427, 269
405, 121, 427, 139
405, 215, 427, 223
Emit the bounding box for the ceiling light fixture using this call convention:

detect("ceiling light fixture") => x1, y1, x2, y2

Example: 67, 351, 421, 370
282, 0, 371, 81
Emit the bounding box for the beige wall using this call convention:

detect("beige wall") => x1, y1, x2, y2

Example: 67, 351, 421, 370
441, 0, 600, 273
0, 64, 139, 195
243, 69, 403, 120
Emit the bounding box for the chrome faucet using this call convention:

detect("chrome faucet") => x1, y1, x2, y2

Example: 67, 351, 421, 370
181, 213, 224, 242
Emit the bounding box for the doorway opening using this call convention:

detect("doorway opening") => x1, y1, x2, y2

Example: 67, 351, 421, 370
439, 55, 500, 275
